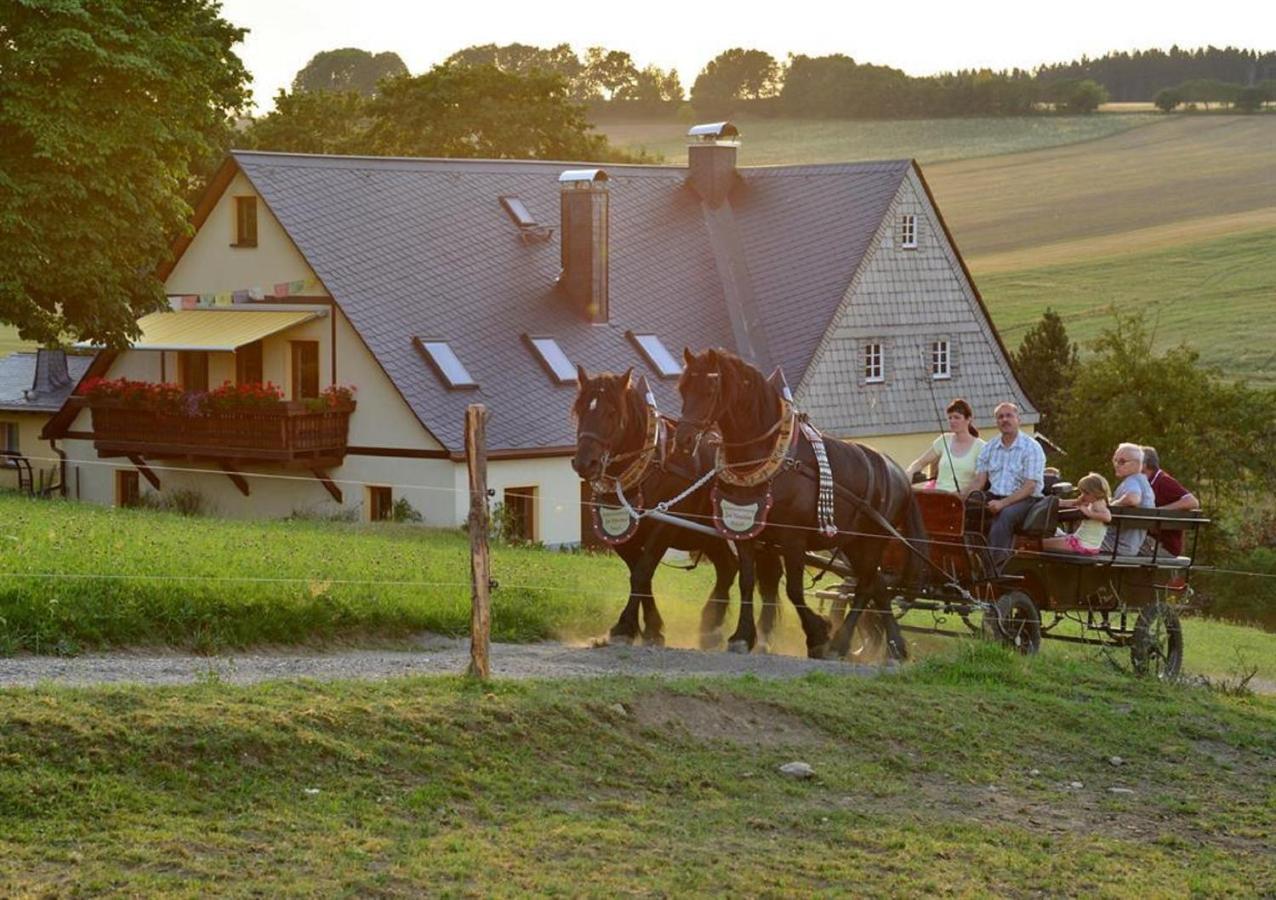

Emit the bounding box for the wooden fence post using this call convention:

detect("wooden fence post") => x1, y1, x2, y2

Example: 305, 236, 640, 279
465, 404, 491, 680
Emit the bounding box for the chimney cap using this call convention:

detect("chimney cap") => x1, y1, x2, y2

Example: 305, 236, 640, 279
687, 121, 740, 142
558, 168, 609, 186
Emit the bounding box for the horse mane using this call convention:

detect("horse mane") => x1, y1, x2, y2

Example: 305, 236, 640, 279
709, 348, 780, 428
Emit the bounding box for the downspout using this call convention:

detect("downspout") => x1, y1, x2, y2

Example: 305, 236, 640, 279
50, 438, 68, 497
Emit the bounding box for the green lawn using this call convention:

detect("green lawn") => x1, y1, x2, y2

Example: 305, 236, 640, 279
0, 644, 1271, 895
978, 227, 1276, 386
599, 113, 1157, 166
3, 493, 1274, 687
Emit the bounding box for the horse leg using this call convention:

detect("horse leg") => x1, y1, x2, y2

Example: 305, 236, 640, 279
781, 542, 832, 659
633, 525, 671, 647
726, 541, 758, 654
698, 541, 738, 650
755, 547, 783, 654
827, 548, 879, 660
607, 534, 654, 645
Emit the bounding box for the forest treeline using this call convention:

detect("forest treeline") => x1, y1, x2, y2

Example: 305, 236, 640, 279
279, 44, 1276, 122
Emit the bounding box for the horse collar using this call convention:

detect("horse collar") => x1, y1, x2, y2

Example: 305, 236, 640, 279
716, 400, 799, 489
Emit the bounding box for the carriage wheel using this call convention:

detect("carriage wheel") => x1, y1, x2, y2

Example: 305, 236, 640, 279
983, 591, 1041, 655
1131, 601, 1183, 680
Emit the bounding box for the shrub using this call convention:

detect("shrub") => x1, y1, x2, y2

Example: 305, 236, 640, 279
137, 488, 209, 517
390, 497, 422, 523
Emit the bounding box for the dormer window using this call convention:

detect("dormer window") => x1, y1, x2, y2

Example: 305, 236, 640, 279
414, 337, 477, 390
627, 331, 682, 378
899, 214, 917, 250
234, 196, 258, 247
523, 335, 576, 385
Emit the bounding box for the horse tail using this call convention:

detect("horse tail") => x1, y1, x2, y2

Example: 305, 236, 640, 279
899, 491, 928, 594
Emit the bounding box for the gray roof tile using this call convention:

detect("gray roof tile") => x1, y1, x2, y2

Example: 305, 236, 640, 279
0, 353, 95, 413
232, 151, 913, 453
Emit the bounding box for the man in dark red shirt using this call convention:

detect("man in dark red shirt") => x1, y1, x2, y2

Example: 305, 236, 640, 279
1142, 446, 1200, 556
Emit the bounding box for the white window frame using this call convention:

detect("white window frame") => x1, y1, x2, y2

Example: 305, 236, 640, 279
931, 339, 951, 380
864, 342, 884, 384
899, 214, 918, 250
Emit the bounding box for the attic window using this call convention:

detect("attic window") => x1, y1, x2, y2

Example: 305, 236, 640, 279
864, 342, 884, 384
626, 332, 682, 379
523, 335, 576, 385
234, 196, 258, 247
499, 196, 552, 244
414, 337, 477, 390
899, 214, 917, 249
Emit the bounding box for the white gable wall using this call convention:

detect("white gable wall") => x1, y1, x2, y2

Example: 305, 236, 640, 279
796, 168, 1036, 466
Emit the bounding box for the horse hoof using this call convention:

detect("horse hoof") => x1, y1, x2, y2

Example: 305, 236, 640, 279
727, 639, 751, 655
754, 638, 770, 655
699, 630, 724, 651
608, 631, 636, 646
643, 633, 666, 648
808, 642, 829, 660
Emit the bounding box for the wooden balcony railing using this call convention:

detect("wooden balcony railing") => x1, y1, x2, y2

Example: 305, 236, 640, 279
87, 400, 355, 465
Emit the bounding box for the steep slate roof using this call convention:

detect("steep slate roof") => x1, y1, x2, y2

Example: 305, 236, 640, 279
233, 150, 912, 455
0, 352, 95, 413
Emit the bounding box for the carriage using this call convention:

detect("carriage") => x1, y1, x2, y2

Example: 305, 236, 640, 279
574, 354, 1209, 679
810, 486, 1209, 679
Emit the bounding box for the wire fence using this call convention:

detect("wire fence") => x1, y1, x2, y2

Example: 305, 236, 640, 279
4, 449, 1276, 599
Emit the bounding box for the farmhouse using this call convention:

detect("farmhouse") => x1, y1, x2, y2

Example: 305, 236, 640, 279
45, 123, 1036, 544
1, 349, 94, 495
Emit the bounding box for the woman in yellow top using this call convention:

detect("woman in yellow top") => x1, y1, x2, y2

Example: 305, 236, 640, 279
905, 398, 987, 494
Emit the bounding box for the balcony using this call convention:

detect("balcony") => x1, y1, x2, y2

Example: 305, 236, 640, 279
88, 400, 354, 466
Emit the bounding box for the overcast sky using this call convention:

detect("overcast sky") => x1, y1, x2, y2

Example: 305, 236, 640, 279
220, 0, 1276, 112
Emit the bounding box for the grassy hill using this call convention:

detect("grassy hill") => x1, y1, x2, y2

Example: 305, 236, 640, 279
928, 115, 1276, 269
980, 227, 1276, 385
600, 113, 1156, 166
0, 647, 1271, 894
0, 323, 30, 358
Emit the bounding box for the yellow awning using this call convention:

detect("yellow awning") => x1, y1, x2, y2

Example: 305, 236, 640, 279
127, 309, 321, 352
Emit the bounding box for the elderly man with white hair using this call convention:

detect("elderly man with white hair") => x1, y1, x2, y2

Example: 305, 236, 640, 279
1103, 442, 1156, 555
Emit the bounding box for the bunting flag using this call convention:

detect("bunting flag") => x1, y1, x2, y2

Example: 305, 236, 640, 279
167, 277, 322, 309
214, 292, 232, 307
289, 279, 306, 294
232, 289, 249, 303
180, 295, 198, 310
273, 282, 290, 298
198, 293, 215, 308
248, 286, 265, 300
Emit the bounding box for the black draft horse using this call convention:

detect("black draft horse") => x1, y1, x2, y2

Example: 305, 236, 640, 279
673, 348, 926, 659
571, 366, 784, 649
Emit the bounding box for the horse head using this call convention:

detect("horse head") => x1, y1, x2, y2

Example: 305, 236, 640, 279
674, 347, 726, 455
571, 365, 635, 482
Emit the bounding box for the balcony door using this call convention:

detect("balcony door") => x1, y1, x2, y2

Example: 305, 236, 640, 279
290, 341, 319, 400
179, 351, 209, 392
236, 340, 263, 385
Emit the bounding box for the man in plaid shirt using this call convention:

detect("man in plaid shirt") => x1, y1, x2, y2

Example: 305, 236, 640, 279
961, 402, 1046, 571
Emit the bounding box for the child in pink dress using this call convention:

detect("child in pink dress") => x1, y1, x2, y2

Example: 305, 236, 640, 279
1042, 473, 1111, 555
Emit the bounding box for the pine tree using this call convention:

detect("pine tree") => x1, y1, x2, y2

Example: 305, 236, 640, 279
1012, 308, 1078, 436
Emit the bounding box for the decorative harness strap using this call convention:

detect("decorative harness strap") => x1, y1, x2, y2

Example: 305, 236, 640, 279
716, 399, 799, 488
801, 421, 840, 537
590, 392, 663, 497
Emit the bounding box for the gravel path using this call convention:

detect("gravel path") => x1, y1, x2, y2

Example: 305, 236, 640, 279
0, 636, 881, 689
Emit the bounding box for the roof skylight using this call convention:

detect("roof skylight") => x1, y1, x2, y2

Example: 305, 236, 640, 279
414, 337, 477, 390
524, 335, 577, 385
499, 196, 537, 228
627, 332, 682, 378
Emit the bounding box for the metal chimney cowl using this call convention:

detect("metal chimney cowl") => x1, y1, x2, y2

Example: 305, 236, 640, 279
558, 169, 609, 324
687, 121, 740, 209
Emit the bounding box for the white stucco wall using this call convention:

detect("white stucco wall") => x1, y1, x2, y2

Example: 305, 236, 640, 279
0, 412, 60, 492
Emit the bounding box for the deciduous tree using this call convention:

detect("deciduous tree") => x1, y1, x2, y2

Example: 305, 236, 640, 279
0, 0, 249, 346
241, 90, 369, 154
291, 48, 408, 96
691, 48, 782, 113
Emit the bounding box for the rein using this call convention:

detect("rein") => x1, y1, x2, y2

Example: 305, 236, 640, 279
587, 393, 663, 496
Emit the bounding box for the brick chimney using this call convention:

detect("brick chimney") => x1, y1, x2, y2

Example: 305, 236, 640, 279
687, 121, 740, 209
559, 168, 609, 323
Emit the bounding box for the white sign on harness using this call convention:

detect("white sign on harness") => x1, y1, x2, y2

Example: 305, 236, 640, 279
598, 505, 634, 538
718, 497, 762, 535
